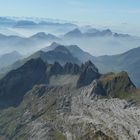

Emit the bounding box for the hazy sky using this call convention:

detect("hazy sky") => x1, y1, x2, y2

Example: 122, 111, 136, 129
0, 0, 140, 35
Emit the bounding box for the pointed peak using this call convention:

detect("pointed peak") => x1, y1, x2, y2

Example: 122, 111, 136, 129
47, 61, 63, 75
72, 28, 81, 32
65, 28, 82, 37
41, 42, 61, 52
83, 60, 99, 73
50, 42, 61, 47
68, 28, 82, 34
30, 32, 47, 38
48, 42, 69, 52
53, 45, 70, 53
84, 60, 97, 68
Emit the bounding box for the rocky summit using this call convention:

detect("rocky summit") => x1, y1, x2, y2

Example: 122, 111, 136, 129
0, 81, 139, 140
0, 57, 139, 140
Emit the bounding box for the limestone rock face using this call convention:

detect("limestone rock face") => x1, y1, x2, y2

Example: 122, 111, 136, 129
0, 83, 140, 140
70, 85, 140, 140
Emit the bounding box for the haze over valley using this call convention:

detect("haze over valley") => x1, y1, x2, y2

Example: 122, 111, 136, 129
0, 17, 140, 56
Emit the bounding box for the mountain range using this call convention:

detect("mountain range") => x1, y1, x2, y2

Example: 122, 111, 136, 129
62, 28, 140, 55
0, 51, 22, 69
0, 46, 138, 139
1, 42, 140, 88
0, 32, 60, 54
1, 16, 140, 56
0, 17, 78, 37
1, 25, 140, 56
64, 28, 131, 38
0, 16, 140, 140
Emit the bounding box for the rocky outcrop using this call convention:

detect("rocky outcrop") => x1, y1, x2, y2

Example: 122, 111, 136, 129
47, 62, 63, 76
99, 71, 136, 97
81, 71, 136, 98
64, 62, 80, 74
77, 60, 101, 87
81, 80, 106, 99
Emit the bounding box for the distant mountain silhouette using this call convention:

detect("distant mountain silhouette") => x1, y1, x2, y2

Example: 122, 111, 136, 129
94, 46, 140, 87
30, 32, 60, 41
64, 28, 83, 37
30, 44, 81, 65
0, 51, 22, 69
64, 28, 131, 38
43, 42, 95, 62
